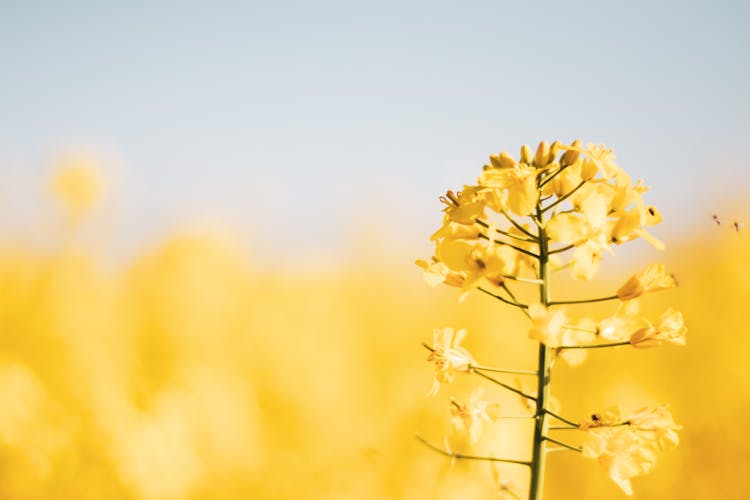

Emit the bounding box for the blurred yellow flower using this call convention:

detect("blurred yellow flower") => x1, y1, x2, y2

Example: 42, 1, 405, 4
627, 404, 682, 449
630, 308, 687, 348
581, 405, 681, 496
617, 263, 676, 300
50, 157, 105, 222
427, 327, 475, 395
527, 303, 567, 347
415, 259, 464, 288
449, 388, 500, 444
558, 317, 597, 366
598, 300, 647, 341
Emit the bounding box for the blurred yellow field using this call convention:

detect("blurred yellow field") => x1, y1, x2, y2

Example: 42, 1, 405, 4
0, 166, 747, 499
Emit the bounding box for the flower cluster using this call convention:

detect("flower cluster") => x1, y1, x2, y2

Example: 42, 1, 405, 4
417, 140, 685, 498
419, 141, 665, 298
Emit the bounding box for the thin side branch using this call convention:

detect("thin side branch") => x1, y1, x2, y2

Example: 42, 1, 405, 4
538, 164, 570, 189
473, 365, 537, 376
473, 369, 538, 403
415, 435, 532, 466
476, 218, 539, 244
501, 211, 537, 239
549, 295, 618, 306
543, 409, 579, 428
477, 232, 539, 258
557, 341, 630, 350
503, 275, 544, 285
562, 325, 598, 334
542, 436, 582, 453
478, 287, 529, 310
541, 180, 586, 214
549, 244, 575, 255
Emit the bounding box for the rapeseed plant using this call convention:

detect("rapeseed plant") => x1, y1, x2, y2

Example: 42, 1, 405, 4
417, 140, 684, 498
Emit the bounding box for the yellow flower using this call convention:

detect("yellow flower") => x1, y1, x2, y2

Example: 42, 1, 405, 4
440, 187, 486, 225
608, 205, 665, 250
630, 308, 687, 348
583, 143, 628, 183
430, 221, 481, 241
545, 213, 587, 245
434, 238, 485, 274
546, 184, 612, 255
431, 238, 513, 299
427, 327, 475, 395
617, 263, 676, 300
597, 301, 647, 341
558, 317, 597, 366
478, 166, 538, 216
583, 427, 656, 496
415, 259, 464, 288
609, 179, 649, 212
570, 240, 605, 280
527, 304, 566, 347
449, 388, 501, 444
627, 404, 682, 449
582, 405, 681, 496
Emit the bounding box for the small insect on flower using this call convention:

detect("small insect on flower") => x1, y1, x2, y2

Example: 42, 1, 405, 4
711, 213, 721, 226
733, 221, 743, 232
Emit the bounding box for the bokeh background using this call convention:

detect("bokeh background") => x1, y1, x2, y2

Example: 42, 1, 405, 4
1, 1, 749, 498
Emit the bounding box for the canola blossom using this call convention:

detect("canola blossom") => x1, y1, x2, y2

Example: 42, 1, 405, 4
416, 140, 685, 498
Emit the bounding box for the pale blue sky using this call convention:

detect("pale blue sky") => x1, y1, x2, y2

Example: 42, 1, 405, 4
1, 1, 748, 262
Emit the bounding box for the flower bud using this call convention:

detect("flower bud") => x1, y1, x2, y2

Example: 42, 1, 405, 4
534, 141, 550, 167
520, 144, 533, 164
561, 139, 583, 166
489, 152, 515, 169
549, 141, 562, 161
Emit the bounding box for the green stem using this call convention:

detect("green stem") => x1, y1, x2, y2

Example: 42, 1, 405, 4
529, 206, 552, 500
549, 295, 618, 306
415, 435, 532, 466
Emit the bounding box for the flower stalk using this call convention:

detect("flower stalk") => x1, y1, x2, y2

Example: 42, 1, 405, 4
529, 200, 552, 500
